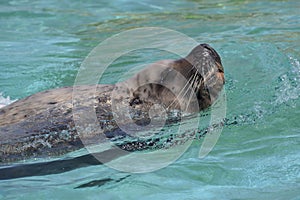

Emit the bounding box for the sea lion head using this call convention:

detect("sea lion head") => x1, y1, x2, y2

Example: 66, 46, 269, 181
174, 43, 225, 110
118, 44, 225, 112
185, 43, 224, 83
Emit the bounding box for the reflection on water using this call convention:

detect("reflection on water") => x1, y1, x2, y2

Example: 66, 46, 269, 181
0, 0, 299, 199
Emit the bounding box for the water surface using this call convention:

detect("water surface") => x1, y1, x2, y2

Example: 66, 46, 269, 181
0, 0, 299, 199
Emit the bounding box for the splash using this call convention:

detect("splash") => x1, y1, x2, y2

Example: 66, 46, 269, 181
0, 93, 16, 109
274, 56, 300, 107
223, 50, 300, 128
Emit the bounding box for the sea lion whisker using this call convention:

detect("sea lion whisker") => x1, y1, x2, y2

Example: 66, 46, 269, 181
185, 86, 196, 112
202, 66, 217, 85
166, 72, 195, 109
168, 71, 198, 110
185, 73, 203, 111
180, 72, 198, 99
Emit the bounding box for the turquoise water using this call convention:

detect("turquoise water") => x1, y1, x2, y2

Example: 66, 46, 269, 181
0, 0, 300, 199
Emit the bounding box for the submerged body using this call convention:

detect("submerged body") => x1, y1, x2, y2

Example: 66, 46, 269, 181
0, 44, 224, 164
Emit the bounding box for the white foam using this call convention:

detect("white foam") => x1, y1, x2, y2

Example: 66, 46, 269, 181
274, 56, 300, 106
0, 93, 17, 108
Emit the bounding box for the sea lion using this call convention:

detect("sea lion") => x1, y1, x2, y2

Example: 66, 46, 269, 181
0, 43, 224, 164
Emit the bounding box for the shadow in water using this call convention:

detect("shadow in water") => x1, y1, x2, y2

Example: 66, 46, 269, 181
74, 175, 130, 189
0, 147, 128, 180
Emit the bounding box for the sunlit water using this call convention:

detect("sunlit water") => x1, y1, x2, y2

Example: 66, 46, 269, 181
0, 0, 299, 199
